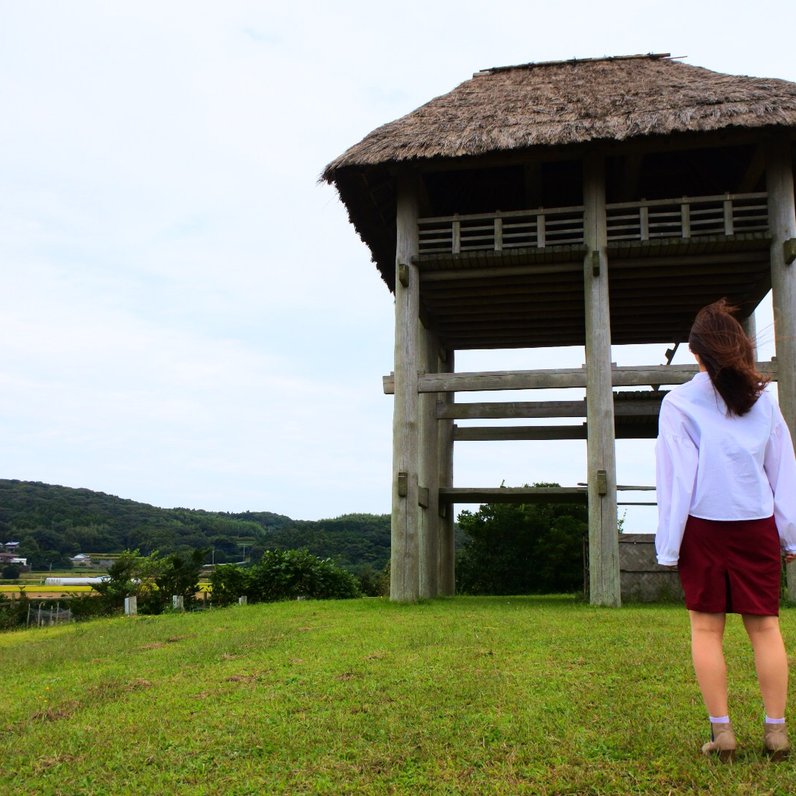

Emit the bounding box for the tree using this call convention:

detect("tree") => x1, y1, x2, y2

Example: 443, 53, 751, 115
91, 550, 163, 613
456, 486, 587, 595
155, 548, 207, 609
1, 563, 21, 580
209, 564, 252, 607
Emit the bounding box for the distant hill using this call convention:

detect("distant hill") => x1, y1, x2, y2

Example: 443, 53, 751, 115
0, 479, 391, 573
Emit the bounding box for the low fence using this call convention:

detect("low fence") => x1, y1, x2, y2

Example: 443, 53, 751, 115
619, 534, 683, 603
26, 601, 73, 627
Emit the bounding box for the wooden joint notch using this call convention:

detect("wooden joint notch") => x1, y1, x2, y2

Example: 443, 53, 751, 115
591, 250, 601, 277
418, 487, 429, 508
784, 238, 796, 265
397, 471, 408, 497
398, 262, 410, 287
596, 469, 608, 496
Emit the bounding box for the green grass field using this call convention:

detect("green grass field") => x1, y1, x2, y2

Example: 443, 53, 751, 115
1, 596, 794, 795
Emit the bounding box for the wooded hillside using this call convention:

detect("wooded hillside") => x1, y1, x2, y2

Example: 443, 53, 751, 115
0, 479, 392, 572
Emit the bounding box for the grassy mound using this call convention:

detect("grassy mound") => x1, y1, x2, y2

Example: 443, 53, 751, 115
1, 597, 794, 794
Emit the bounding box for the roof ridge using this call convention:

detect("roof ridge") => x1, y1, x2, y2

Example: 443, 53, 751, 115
475, 52, 673, 77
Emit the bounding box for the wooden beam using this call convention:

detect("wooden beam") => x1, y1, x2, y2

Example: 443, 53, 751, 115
454, 425, 586, 441
438, 397, 663, 419
420, 262, 583, 281
388, 362, 778, 393
439, 486, 588, 504
453, 423, 666, 441
450, 336, 586, 349
439, 399, 587, 419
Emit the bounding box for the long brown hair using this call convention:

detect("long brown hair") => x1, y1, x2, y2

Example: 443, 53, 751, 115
688, 299, 768, 416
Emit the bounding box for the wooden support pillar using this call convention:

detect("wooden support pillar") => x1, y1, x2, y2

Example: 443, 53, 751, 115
766, 135, 796, 603
418, 326, 439, 599
583, 153, 621, 607
742, 311, 758, 357
767, 136, 796, 435
391, 174, 421, 601
437, 348, 455, 596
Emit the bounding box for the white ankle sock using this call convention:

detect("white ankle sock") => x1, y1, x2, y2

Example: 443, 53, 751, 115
709, 715, 730, 724
765, 715, 786, 724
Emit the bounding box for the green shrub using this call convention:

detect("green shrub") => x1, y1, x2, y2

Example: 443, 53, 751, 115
67, 593, 109, 620
0, 591, 29, 630
209, 564, 253, 607
154, 548, 207, 611
213, 549, 361, 604
89, 549, 207, 615
1, 563, 21, 579
352, 564, 389, 597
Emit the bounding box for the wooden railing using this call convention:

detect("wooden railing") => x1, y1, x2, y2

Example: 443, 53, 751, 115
416, 193, 768, 255
418, 204, 584, 254
605, 192, 768, 242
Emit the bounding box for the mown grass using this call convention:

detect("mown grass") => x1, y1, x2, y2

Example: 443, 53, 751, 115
1, 596, 795, 795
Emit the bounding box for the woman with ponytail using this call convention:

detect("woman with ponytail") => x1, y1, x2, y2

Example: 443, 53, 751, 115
656, 299, 796, 761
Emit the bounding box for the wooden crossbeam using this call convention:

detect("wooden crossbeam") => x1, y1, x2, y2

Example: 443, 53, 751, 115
453, 423, 659, 441
440, 397, 663, 420
438, 486, 588, 504
383, 361, 777, 394
438, 399, 587, 419
454, 425, 586, 441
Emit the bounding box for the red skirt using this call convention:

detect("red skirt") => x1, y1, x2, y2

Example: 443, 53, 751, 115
678, 515, 781, 615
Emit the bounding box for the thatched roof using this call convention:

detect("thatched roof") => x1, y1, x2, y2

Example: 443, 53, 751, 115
323, 54, 796, 178
323, 54, 796, 323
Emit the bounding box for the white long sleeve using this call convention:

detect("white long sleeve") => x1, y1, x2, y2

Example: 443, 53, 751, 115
655, 401, 698, 566
764, 405, 796, 554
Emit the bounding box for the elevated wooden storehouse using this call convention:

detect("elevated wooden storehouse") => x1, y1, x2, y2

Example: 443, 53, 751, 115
324, 54, 796, 604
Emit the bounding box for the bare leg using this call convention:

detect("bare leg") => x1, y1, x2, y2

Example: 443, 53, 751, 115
742, 614, 789, 719
689, 610, 729, 716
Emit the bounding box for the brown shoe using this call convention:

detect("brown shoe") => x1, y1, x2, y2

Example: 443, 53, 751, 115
701, 722, 737, 762
764, 722, 790, 761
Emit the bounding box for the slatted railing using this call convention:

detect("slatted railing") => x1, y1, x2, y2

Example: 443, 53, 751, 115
416, 193, 768, 255
418, 204, 585, 254
605, 192, 768, 242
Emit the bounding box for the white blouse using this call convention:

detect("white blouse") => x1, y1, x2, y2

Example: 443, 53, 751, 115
655, 371, 796, 566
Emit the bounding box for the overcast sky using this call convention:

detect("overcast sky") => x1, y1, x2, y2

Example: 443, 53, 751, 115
1, 0, 794, 529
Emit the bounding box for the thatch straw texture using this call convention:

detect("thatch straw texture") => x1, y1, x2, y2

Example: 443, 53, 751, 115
323, 55, 796, 179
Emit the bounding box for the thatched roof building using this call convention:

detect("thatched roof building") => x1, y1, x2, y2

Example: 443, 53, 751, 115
324, 54, 796, 605
324, 54, 796, 293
